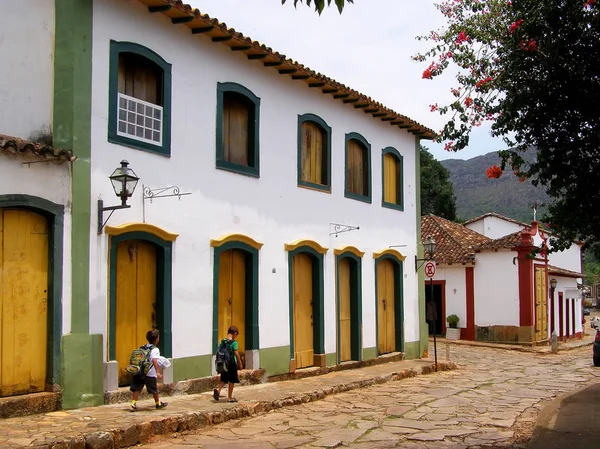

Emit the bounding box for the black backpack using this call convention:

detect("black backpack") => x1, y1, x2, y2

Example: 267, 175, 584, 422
215, 339, 233, 373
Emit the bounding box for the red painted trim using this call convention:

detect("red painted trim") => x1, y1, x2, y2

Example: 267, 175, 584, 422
465, 267, 475, 340
566, 296, 571, 339
571, 298, 576, 339
517, 248, 534, 326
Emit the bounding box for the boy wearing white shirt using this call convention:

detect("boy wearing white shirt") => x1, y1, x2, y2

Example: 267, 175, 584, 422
130, 329, 168, 411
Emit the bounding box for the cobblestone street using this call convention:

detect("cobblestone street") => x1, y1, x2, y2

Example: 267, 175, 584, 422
143, 343, 600, 449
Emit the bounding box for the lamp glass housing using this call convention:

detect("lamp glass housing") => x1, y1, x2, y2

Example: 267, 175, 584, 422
423, 236, 437, 258
109, 160, 139, 199
550, 278, 558, 289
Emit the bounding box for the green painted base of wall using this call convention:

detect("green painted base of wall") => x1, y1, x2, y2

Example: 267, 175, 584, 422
403, 341, 422, 360
325, 352, 337, 367
61, 333, 103, 409
363, 347, 377, 361
173, 354, 212, 382
259, 346, 290, 376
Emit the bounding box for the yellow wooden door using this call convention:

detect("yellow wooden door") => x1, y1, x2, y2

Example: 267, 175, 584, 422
0, 209, 48, 397
217, 250, 246, 360
339, 258, 352, 362
293, 253, 314, 368
115, 240, 156, 386
377, 259, 396, 354
535, 267, 548, 341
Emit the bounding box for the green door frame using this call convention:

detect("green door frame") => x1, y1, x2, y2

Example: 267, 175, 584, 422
335, 249, 363, 363
108, 231, 173, 359
374, 252, 405, 355
0, 194, 64, 387
211, 241, 260, 351
286, 244, 326, 361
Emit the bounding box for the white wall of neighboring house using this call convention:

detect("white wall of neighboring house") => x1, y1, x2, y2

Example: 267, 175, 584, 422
431, 266, 467, 328
466, 216, 523, 239
88, 0, 422, 361
0, 0, 54, 140
474, 250, 520, 326
549, 277, 582, 338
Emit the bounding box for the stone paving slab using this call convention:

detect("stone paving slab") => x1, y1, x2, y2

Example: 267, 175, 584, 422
0, 358, 455, 448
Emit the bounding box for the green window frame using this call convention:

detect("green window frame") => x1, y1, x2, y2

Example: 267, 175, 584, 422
381, 146, 404, 211
108, 40, 172, 156
216, 82, 261, 178
344, 132, 372, 204
297, 113, 332, 192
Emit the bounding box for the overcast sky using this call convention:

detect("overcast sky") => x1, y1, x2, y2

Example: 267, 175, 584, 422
190, 0, 507, 161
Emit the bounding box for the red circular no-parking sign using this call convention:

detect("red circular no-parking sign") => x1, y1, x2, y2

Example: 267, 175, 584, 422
424, 261, 436, 278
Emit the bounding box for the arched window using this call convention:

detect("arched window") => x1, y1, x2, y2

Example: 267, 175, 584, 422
216, 82, 261, 177
298, 114, 331, 191
344, 133, 372, 203
108, 41, 172, 156
382, 147, 404, 210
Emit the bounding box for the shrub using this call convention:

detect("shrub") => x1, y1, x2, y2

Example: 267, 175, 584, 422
446, 314, 460, 329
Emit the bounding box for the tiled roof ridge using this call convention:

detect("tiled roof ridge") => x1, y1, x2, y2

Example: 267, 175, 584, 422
135, 0, 436, 139
463, 212, 530, 228
428, 214, 490, 253
0, 133, 75, 163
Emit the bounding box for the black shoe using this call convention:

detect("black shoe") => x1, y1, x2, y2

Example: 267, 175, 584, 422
156, 402, 168, 409
213, 389, 220, 401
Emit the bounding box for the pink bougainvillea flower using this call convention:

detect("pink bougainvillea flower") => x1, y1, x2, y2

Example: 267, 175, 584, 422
520, 38, 538, 51
475, 76, 493, 88
485, 165, 503, 179
509, 19, 524, 34
456, 30, 469, 44
444, 141, 455, 151
430, 103, 438, 112
464, 97, 473, 107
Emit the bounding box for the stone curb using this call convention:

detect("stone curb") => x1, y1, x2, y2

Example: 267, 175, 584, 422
437, 337, 594, 354
33, 361, 457, 449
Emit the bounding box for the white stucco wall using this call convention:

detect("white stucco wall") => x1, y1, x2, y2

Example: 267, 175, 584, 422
0, 155, 72, 334
474, 251, 519, 325
546, 241, 582, 274
0, 0, 54, 140
89, 0, 423, 361
466, 216, 523, 239
431, 266, 467, 328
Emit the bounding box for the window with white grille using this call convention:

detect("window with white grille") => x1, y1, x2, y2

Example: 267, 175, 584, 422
117, 93, 163, 145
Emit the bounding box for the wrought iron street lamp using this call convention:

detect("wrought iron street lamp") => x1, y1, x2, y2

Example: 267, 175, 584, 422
97, 160, 139, 234
415, 235, 437, 271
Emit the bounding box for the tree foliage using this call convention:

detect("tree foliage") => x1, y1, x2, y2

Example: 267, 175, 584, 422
415, 0, 600, 254
281, 0, 352, 14
421, 146, 457, 220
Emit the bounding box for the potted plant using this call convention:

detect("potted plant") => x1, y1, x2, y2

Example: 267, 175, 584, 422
446, 314, 461, 340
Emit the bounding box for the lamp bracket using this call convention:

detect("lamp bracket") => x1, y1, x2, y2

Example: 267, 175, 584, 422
329, 222, 360, 237
143, 185, 191, 203
97, 199, 131, 234
415, 254, 434, 272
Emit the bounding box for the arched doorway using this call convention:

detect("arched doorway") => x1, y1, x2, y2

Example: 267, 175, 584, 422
211, 234, 261, 369
285, 240, 327, 369
373, 249, 405, 356
335, 246, 364, 363
106, 224, 176, 386
0, 195, 64, 397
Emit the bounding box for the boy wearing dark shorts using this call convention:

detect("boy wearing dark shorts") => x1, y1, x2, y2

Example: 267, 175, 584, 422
130, 329, 168, 411
213, 325, 243, 402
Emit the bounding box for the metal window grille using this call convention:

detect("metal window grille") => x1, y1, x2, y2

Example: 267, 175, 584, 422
117, 93, 163, 146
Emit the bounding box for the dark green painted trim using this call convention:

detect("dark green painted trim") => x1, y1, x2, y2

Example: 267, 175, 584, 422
109, 232, 173, 360
287, 247, 325, 361
172, 354, 212, 382
216, 82, 261, 178
211, 241, 260, 352
335, 252, 363, 363
108, 40, 172, 156
259, 346, 290, 376
0, 195, 64, 387
381, 146, 404, 211
363, 346, 377, 361
297, 113, 332, 192
415, 137, 428, 355
344, 132, 372, 204
374, 255, 405, 356
53, 0, 92, 334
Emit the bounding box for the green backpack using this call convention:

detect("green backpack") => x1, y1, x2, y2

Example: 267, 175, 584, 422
126, 344, 154, 376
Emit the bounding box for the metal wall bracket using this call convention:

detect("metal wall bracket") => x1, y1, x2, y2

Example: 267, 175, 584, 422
143, 185, 191, 203
329, 222, 360, 237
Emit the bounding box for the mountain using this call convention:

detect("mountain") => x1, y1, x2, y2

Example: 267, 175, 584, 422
440, 149, 549, 224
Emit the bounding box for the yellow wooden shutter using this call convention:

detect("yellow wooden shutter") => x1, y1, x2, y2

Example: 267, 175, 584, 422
301, 122, 324, 185
383, 153, 398, 204
347, 140, 365, 195
223, 95, 250, 166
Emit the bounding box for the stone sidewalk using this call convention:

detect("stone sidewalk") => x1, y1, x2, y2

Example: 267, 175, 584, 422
0, 334, 593, 448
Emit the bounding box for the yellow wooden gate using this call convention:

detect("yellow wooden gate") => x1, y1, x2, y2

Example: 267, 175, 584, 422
293, 253, 314, 368
338, 258, 351, 362
218, 249, 246, 361
0, 209, 48, 397
377, 259, 396, 354
115, 240, 156, 386
535, 266, 548, 341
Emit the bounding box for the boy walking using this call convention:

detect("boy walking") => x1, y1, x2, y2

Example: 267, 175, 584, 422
130, 329, 168, 411
213, 325, 243, 402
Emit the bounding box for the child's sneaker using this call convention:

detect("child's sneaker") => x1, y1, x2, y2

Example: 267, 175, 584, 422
130, 403, 138, 412
156, 402, 168, 409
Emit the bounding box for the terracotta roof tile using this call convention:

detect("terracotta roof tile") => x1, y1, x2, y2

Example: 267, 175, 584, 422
135, 0, 436, 139
548, 265, 584, 278
421, 215, 491, 265
0, 134, 75, 163
474, 231, 523, 251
